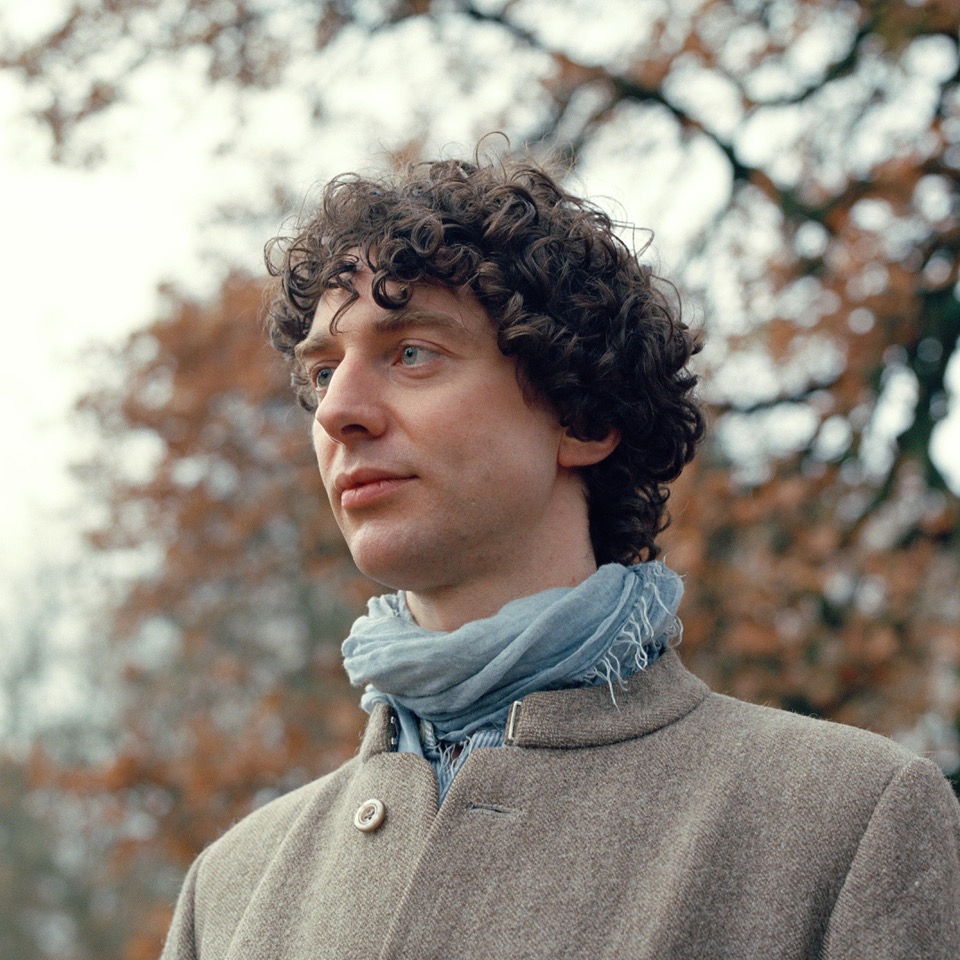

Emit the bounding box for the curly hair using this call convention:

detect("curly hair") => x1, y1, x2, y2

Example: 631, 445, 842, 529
265, 154, 704, 565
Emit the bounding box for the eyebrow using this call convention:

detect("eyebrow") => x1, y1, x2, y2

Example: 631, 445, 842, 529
293, 308, 470, 364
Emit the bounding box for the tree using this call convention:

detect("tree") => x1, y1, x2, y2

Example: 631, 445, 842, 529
76, 272, 367, 830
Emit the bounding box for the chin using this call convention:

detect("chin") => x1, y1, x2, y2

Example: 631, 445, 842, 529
348, 544, 423, 592
351, 545, 457, 595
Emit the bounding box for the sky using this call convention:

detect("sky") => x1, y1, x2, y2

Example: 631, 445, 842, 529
0, 103, 247, 601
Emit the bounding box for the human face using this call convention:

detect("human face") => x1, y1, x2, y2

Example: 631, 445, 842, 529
297, 265, 598, 626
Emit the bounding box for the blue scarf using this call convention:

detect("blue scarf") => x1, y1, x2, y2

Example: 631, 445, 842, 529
341, 561, 683, 754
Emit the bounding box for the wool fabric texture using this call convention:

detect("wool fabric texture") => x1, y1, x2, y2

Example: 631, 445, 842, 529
341, 561, 683, 753
160, 649, 960, 960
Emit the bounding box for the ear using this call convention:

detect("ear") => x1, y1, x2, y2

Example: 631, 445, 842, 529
558, 427, 621, 468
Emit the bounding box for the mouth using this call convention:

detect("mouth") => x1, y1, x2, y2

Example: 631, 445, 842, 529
335, 470, 415, 509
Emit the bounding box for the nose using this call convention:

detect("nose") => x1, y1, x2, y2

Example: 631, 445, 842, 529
314, 355, 387, 443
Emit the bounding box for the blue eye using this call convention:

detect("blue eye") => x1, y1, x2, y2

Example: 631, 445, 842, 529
312, 367, 333, 390
400, 345, 432, 366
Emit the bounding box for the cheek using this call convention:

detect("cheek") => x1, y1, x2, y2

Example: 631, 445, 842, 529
311, 427, 337, 490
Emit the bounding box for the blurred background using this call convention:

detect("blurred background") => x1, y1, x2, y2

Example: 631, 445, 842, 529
1, 0, 958, 955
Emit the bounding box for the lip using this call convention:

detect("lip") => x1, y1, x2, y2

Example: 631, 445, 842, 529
335, 469, 415, 509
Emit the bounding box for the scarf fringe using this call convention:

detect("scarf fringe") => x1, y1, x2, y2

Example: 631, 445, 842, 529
579, 569, 684, 706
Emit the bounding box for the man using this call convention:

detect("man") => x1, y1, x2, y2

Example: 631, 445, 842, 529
162, 155, 960, 958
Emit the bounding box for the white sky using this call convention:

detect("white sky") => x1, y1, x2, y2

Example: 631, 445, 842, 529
0, 89, 272, 622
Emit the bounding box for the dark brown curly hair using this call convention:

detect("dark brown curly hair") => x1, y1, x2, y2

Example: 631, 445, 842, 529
265, 154, 704, 565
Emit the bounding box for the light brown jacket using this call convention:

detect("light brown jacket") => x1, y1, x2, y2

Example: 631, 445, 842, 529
161, 650, 960, 959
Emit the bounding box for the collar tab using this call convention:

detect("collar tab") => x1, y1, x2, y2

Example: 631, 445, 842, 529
503, 650, 709, 750
504, 700, 523, 745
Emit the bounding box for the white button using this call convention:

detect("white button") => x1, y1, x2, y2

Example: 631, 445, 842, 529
354, 798, 386, 832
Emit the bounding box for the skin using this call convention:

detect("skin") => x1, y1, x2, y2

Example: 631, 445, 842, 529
297, 262, 619, 632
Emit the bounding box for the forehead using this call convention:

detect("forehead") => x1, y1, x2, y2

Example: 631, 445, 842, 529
300, 268, 496, 353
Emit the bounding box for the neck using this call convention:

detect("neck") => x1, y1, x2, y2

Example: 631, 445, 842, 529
405, 550, 600, 631
393, 471, 600, 632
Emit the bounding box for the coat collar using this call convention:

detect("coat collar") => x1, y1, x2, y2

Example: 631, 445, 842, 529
360, 649, 709, 758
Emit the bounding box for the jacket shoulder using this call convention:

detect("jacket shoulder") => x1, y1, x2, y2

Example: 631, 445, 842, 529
681, 689, 951, 819
703, 690, 917, 768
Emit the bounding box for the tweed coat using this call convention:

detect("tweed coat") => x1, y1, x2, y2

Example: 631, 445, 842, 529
161, 650, 960, 959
